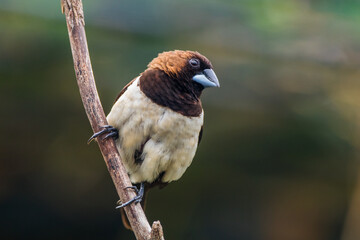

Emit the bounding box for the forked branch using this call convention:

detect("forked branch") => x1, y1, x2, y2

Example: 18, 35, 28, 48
61, 1, 164, 239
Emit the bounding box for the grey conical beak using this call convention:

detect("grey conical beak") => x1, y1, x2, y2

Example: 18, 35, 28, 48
192, 69, 220, 88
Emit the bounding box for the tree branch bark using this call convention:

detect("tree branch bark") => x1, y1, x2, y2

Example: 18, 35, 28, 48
61, 1, 164, 239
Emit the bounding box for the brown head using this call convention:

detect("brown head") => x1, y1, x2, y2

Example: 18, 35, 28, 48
140, 50, 220, 117
147, 50, 211, 77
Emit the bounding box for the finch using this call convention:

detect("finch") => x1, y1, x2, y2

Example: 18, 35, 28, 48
90, 50, 219, 229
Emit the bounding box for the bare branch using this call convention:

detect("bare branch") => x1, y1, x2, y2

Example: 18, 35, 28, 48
150, 221, 165, 240
61, 1, 165, 239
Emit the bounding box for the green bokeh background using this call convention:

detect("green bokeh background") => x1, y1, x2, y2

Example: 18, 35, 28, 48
1, 1, 360, 239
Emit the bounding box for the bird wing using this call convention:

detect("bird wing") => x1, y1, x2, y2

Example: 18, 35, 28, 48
198, 125, 203, 145
113, 77, 138, 103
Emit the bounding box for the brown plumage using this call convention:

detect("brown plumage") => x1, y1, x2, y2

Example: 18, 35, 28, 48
147, 50, 213, 78
97, 50, 219, 230
140, 51, 213, 117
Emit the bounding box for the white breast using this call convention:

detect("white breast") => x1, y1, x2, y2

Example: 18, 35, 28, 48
107, 77, 203, 183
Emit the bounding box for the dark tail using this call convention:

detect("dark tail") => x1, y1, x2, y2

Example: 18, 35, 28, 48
120, 185, 149, 230
120, 208, 133, 230
120, 177, 168, 230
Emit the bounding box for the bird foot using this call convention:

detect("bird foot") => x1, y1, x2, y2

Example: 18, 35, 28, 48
116, 182, 144, 209
87, 125, 119, 144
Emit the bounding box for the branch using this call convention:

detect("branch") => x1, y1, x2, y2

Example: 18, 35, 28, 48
61, 1, 164, 239
150, 221, 165, 240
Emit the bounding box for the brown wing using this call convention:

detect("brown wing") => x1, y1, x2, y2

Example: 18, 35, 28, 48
114, 77, 138, 103
198, 125, 203, 145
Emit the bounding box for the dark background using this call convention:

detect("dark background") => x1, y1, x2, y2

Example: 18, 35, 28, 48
1, 0, 360, 239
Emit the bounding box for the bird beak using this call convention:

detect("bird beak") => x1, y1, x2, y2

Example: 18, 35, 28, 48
192, 69, 220, 88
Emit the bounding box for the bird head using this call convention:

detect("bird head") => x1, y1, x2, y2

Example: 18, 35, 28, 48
139, 50, 219, 116
147, 50, 220, 90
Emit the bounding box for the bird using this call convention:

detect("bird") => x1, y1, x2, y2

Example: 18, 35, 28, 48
89, 50, 220, 229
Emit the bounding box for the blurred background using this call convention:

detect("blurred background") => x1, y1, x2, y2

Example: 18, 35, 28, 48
1, 0, 360, 239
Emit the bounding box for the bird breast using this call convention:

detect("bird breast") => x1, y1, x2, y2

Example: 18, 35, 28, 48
107, 77, 204, 184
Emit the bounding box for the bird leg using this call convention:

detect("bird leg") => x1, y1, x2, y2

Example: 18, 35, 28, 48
87, 125, 119, 143
116, 182, 145, 209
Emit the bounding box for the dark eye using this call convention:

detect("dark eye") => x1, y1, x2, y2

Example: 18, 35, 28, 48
189, 58, 200, 68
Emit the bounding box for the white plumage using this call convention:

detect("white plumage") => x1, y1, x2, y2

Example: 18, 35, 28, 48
107, 77, 203, 184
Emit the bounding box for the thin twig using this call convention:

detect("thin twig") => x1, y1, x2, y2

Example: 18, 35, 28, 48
61, 1, 164, 239
150, 221, 165, 240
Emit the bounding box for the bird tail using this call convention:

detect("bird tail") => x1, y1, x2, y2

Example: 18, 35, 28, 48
120, 186, 149, 231
120, 208, 132, 230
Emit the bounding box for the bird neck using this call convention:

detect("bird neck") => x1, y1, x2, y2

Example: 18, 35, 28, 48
139, 69, 203, 117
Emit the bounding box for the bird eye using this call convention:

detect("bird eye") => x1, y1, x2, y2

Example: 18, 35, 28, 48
189, 58, 200, 68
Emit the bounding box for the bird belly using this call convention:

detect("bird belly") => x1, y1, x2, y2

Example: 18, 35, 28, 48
107, 77, 203, 184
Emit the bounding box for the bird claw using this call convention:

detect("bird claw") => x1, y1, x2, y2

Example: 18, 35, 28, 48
116, 183, 144, 209
124, 186, 140, 195
87, 125, 119, 144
